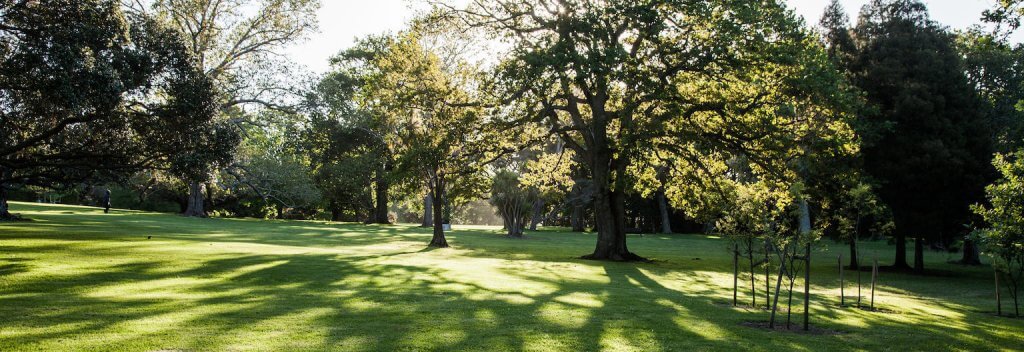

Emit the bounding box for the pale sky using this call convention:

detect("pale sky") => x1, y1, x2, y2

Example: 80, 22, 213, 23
285, 0, 1007, 75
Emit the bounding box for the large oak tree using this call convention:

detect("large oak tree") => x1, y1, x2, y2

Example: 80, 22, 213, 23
435, 0, 857, 260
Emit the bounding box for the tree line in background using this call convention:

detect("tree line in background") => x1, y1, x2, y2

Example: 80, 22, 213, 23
3, 1, 1024, 305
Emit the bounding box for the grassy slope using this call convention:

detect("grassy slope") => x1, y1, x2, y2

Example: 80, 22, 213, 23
0, 202, 1021, 351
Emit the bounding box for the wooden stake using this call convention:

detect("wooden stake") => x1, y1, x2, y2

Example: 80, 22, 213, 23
996, 269, 1001, 317
839, 254, 844, 306
769, 255, 787, 329
733, 243, 738, 307
765, 242, 771, 309
804, 243, 810, 331
857, 251, 862, 308
871, 259, 878, 311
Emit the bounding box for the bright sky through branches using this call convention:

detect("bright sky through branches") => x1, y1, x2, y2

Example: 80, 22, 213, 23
285, 0, 1011, 74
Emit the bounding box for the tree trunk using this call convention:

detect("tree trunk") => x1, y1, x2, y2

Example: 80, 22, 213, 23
529, 198, 544, 231
849, 236, 860, 269
749, 244, 757, 307
583, 148, 642, 261
891, 213, 911, 270
893, 232, 910, 270
571, 205, 585, 232
330, 203, 341, 222
914, 237, 925, 273
205, 182, 214, 210
421, 193, 433, 228
0, 179, 12, 220
374, 170, 389, 224
183, 182, 206, 217
428, 177, 448, 248
657, 189, 672, 234
585, 181, 630, 259
960, 237, 981, 265
0, 166, 15, 220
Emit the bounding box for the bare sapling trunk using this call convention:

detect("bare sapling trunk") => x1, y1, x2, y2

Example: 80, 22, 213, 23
858, 251, 863, 308
996, 269, 1002, 316
803, 243, 811, 331
733, 243, 739, 306
871, 259, 878, 310
749, 240, 757, 307
768, 243, 788, 329
840, 254, 845, 306
1005, 255, 1023, 317
849, 234, 860, 269
787, 269, 795, 329
183, 182, 207, 217
765, 241, 772, 309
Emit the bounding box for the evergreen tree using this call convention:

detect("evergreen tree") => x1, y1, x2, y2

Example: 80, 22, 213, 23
840, 0, 994, 271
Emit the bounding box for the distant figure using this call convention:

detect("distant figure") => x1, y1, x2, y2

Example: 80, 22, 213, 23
102, 189, 111, 214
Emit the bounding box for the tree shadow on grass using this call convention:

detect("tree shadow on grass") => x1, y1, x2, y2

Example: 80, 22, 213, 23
2, 203, 1024, 350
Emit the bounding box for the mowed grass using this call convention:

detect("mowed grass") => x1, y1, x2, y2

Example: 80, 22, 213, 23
0, 202, 1021, 351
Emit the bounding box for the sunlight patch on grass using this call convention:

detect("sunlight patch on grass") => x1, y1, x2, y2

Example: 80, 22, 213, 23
1, 202, 1022, 351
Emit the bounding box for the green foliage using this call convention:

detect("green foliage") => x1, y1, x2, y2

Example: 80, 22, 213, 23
0, 0, 223, 194
438, 0, 859, 259
489, 170, 537, 237
983, 0, 1024, 35
973, 150, 1024, 315
220, 123, 320, 218
957, 29, 1024, 152
845, 0, 995, 252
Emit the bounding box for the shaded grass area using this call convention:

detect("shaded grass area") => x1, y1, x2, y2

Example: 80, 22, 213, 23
0, 202, 1021, 351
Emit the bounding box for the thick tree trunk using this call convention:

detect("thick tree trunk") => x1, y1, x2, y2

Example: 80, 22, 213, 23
372, 171, 390, 224
891, 212, 912, 270
584, 155, 641, 261
421, 193, 433, 227
960, 237, 982, 265
893, 232, 910, 270
1, 166, 15, 220
330, 201, 341, 222
0, 180, 12, 220
657, 190, 672, 234
183, 182, 206, 217
914, 237, 925, 273
428, 178, 448, 248
529, 198, 544, 231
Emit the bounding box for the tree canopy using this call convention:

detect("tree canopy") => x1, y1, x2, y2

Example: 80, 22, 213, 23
432, 0, 858, 260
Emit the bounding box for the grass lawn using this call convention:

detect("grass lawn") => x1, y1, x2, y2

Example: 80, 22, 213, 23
1, 201, 1022, 351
